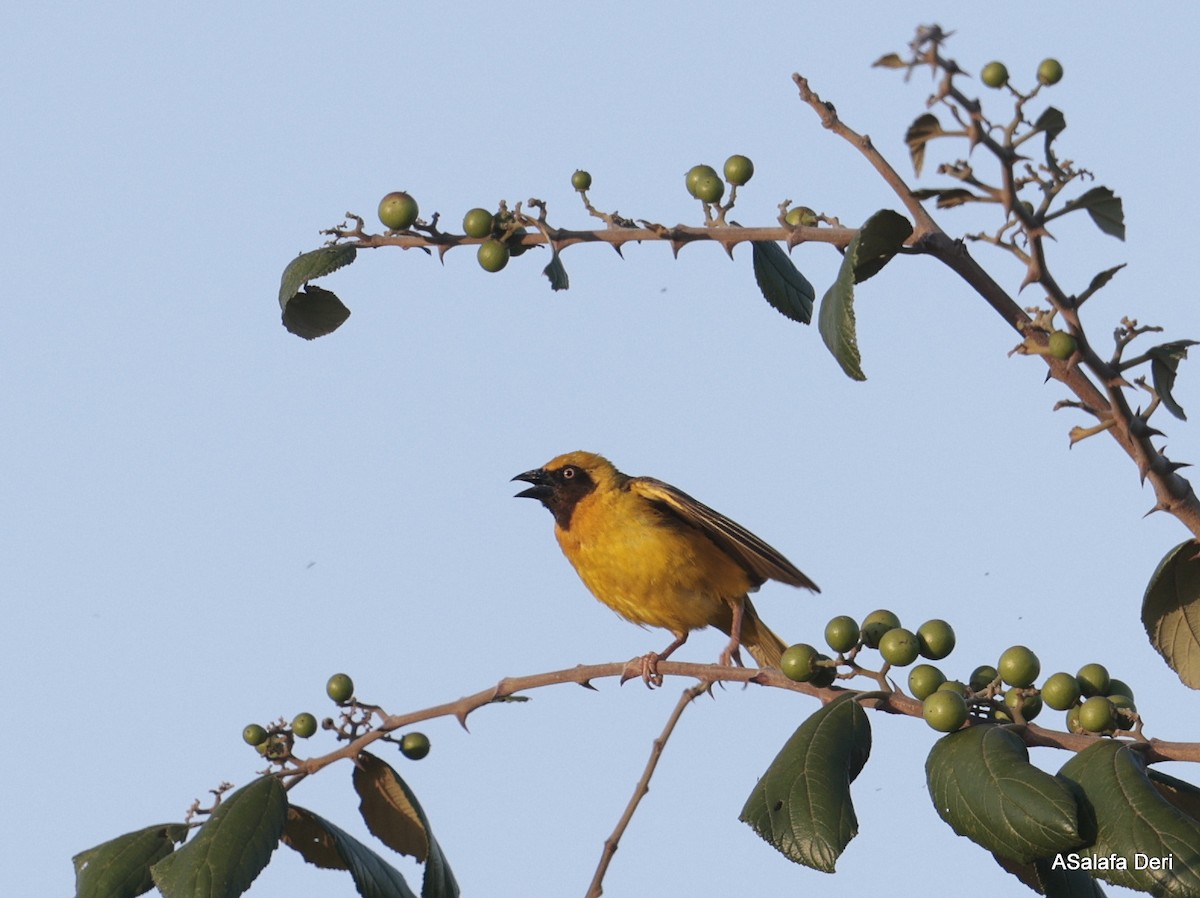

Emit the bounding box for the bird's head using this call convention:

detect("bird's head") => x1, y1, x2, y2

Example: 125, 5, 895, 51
513, 451, 620, 529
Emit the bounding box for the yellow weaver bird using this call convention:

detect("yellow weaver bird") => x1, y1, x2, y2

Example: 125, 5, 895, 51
514, 451, 818, 683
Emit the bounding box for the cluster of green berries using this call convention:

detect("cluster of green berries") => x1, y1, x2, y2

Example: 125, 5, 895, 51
781, 613, 1136, 737
241, 673, 430, 762
683, 154, 755, 204
780, 610, 956, 692
980, 57, 1064, 89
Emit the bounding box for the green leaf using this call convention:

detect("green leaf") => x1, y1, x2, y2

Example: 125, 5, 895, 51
542, 252, 569, 291
853, 209, 913, 283
1142, 540, 1200, 688
818, 233, 865, 381
278, 245, 357, 309
353, 752, 459, 898
905, 113, 944, 177
1061, 187, 1125, 241
751, 240, 815, 324
283, 805, 419, 898
1149, 769, 1200, 822
281, 285, 352, 340
150, 776, 287, 898
74, 823, 190, 898
1147, 340, 1199, 421
992, 852, 1108, 898
1035, 106, 1068, 143
1079, 264, 1126, 304
739, 694, 871, 873
1058, 741, 1200, 895
925, 725, 1089, 864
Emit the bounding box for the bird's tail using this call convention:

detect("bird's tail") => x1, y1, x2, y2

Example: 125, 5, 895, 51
724, 596, 787, 669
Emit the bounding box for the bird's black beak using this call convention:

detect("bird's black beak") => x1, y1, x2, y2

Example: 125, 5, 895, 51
512, 467, 552, 503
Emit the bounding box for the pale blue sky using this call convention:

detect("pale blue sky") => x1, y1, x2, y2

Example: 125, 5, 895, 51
5, 4, 1199, 896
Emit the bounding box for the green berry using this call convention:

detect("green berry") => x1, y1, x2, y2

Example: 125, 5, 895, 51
809, 653, 838, 688
378, 191, 419, 230
462, 208, 494, 238
685, 164, 720, 198
923, 690, 969, 733
571, 169, 592, 191
998, 645, 1041, 688
1003, 688, 1042, 722
981, 61, 1009, 89
723, 154, 755, 187
326, 673, 354, 703
292, 712, 318, 739
1106, 678, 1135, 701
1065, 704, 1083, 734
1047, 331, 1077, 360
937, 679, 969, 697
878, 627, 921, 667
1040, 672, 1082, 711
400, 732, 431, 760
1037, 58, 1064, 86
824, 615, 860, 654
861, 609, 902, 649
1078, 696, 1116, 733
1076, 663, 1111, 698
909, 664, 947, 700
781, 643, 819, 683
692, 174, 724, 204
243, 724, 269, 747
477, 239, 510, 272
785, 206, 817, 227
916, 619, 956, 660
969, 665, 999, 693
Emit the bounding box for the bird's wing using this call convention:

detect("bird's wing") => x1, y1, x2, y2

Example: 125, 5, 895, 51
629, 477, 819, 592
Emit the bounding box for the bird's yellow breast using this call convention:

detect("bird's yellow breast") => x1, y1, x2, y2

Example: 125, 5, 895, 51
554, 484, 753, 633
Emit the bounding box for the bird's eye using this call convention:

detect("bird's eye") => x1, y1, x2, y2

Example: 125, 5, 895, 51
561, 466, 576, 479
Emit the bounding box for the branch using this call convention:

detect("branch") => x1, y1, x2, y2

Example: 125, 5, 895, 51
586, 682, 710, 898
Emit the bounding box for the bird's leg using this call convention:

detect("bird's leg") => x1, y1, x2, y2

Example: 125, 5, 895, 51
718, 598, 747, 668
630, 632, 689, 688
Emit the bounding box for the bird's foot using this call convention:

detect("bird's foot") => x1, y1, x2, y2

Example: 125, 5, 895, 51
620, 652, 665, 688
717, 644, 746, 668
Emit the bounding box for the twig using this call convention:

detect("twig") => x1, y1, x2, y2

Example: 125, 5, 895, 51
586, 682, 710, 898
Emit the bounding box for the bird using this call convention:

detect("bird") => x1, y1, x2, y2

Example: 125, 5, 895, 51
513, 451, 818, 684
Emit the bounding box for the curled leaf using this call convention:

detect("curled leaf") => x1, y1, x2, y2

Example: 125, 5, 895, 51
740, 694, 871, 872
926, 725, 1089, 864
1147, 340, 1198, 421
281, 285, 352, 340
1059, 187, 1125, 241
905, 113, 944, 176
284, 805, 419, 898
1142, 540, 1200, 688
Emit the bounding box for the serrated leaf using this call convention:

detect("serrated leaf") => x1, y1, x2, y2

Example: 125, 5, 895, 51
911, 188, 979, 209
1035, 106, 1068, 142
853, 209, 913, 283
871, 52, 907, 69
926, 725, 1089, 864
1148, 340, 1199, 421
279, 245, 357, 309
1061, 187, 1125, 241
739, 694, 871, 873
74, 823, 190, 898
281, 285, 351, 340
1142, 540, 1200, 688
905, 113, 943, 176
150, 777, 287, 898
818, 233, 865, 381
751, 240, 815, 324
542, 252, 569, 291
283, 805, 419, 898
353, 752, 459, 898
1058, 741, 1200, 895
